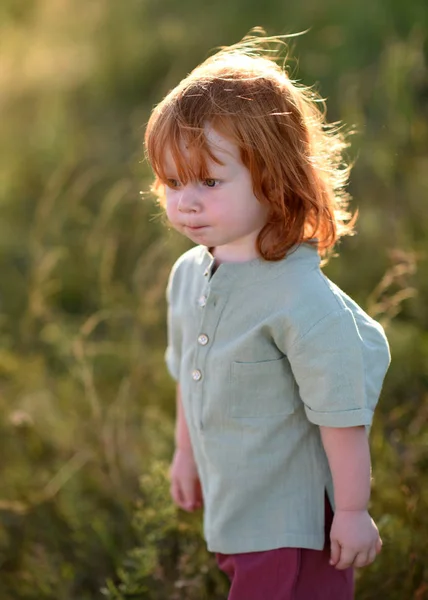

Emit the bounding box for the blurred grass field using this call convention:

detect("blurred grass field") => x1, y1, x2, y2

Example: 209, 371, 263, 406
0, 0, 427, 598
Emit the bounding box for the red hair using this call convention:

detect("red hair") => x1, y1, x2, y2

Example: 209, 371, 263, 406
145, 32, 356, 261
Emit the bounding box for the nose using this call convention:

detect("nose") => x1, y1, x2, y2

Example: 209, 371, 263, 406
177, 185, 199, 213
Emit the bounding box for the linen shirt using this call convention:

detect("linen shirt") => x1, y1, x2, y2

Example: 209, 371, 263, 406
166, 243, 390, 554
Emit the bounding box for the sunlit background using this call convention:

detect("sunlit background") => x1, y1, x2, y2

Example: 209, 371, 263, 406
0, 1, 427, 598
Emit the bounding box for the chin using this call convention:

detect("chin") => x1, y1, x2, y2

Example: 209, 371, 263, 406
186, 228, 212, 241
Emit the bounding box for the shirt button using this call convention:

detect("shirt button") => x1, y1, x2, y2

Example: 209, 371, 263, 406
198, 295, 207, 307
198, 334, 209, 346
192, 369, 202, 381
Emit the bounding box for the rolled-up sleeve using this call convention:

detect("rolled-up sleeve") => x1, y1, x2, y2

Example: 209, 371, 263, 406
287, 308, 390, 428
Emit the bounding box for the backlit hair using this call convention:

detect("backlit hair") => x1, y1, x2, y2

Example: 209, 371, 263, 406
145, 31, 356, 261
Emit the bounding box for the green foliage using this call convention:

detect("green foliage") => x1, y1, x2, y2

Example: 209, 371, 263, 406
356, 418, 428, 599
0, 0, 427, 598
103, 462, 228, 600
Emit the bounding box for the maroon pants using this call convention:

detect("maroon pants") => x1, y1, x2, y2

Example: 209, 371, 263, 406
215, 498, 354, 600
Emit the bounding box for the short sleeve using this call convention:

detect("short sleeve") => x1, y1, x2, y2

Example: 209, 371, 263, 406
164, 267, 182, 381
287, 308, 390, 428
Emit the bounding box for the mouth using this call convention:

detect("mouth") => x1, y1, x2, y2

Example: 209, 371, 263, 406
184, 224, 209, 232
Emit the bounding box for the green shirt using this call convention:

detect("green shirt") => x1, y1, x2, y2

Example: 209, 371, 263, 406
166, 243, 390, 553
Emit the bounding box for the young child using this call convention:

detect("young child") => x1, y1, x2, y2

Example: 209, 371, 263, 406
145, 32, 390, 600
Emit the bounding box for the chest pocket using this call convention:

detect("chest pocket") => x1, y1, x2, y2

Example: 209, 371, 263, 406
230, 355, 299, 418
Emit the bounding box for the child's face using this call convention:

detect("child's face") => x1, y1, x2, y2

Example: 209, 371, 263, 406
163, 127, 269, 262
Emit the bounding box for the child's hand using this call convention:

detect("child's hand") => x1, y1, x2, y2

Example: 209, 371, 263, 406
169, 447, 203, 512
329, 509, 382, 570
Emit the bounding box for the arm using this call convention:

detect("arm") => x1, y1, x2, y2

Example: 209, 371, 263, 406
170, 384, 203, 512
320, 426, 382, 569
175, 383, 193, 450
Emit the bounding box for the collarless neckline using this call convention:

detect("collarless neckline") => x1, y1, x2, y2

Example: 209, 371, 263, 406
206, 247, 264, 271
198, 244, 320, 290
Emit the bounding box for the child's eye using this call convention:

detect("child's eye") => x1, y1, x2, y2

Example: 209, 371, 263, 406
203, 179, 219, 188
166, 178, 181, 188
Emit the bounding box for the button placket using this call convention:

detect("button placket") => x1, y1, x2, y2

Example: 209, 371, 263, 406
192, 278, 226, 430
192, 284, 213, 429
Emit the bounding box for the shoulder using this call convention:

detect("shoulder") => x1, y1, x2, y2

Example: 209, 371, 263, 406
270, 245, 388, 350
166, 245, 205, 299
170, 245, 205, 275
271, 244, 342, 322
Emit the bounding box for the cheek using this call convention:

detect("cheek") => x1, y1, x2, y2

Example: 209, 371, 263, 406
243, 200, 269, 231
165, 194, 178, 221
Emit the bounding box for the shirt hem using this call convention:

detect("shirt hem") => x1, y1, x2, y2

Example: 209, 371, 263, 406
206, 533, 324, 554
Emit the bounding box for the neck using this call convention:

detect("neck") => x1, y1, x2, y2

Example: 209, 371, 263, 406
210, 244, 260, 265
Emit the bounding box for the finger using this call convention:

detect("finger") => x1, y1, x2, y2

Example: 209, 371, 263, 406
170, 479, 185, 508
353, 551, 370, 569
329, 539, 341, 566
376, 537, 383, 554
172, 477, 196, 511
366, 546, 378, 566
180, 478, 197, 511
335, 548, 356, 570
